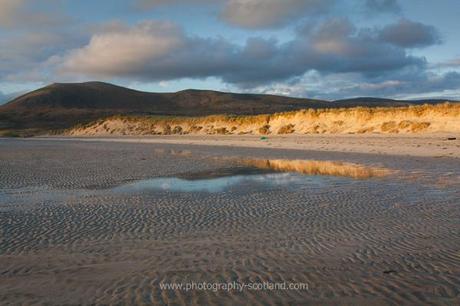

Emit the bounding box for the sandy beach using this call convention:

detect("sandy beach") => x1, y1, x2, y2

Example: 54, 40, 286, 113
1, 137, 459, 305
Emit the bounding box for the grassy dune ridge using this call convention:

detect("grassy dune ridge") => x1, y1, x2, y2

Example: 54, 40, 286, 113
67, 103, 460, 136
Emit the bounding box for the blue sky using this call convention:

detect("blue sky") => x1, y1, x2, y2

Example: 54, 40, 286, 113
1, 0, 459, 102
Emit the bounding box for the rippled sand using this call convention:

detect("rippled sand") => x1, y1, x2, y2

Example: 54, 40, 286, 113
1, 139, 459, 305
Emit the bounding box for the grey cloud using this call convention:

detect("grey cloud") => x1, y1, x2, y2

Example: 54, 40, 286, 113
0, 0, 26, 27
136, 0, 335, 29
251, 69, 460, 100
220, 0, 334, 29
222, 19, 425, 86
317, 71, 460, 99
0, 0, 69, 29
135, 0, 215, 10
379, 19, 441, 48
347, 71, 460, 98
0, 32, 59, 79
365, 0, 401, 13
0, 0, 73, 82
281, 18, 425, 76
0, 29, 87, 82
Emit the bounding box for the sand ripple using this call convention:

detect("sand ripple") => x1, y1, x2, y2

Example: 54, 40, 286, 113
1, 139, 459, 305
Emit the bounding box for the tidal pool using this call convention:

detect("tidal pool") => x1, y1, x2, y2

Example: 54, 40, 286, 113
112, 171, 330, 193
112, 158, 391, 194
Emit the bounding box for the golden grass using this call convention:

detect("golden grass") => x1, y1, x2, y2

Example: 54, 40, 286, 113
277, 124, 295, 134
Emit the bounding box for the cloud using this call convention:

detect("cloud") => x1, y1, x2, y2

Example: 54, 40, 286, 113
285, 18, 425, 75
0, 0, 450, 100
0, 90, 24, 105
248, 69, 460, 100
335, 71, 460, 98
0, 33, 56, 79
136, 0, 335, 29
437, 58, 460, 68
57, 19, 425, 88
0, 91, 8, 104
59, 21, 240, 81
0, 0, 68, 29
379, 19, 441, 48
0, 29, 87, 82
220, 0, 334, 29
364, 0, 401, 14
0, 0, 26, 27
61, 21, 186, 77
135, 0, 215, 10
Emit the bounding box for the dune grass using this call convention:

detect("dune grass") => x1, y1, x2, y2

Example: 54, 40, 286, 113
67, 103, 460, 136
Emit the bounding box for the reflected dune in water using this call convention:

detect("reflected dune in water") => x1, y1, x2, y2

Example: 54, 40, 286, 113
239, 158, 392, 179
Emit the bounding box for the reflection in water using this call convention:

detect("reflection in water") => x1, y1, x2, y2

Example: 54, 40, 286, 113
113, 158, 392, 193
113, 172, 330, 194
175, 167, 276, 180
240, 159, 391, 179
152, 148, 391, 179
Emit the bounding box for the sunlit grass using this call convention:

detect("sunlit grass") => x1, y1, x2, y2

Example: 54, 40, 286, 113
67, 103, 460, 136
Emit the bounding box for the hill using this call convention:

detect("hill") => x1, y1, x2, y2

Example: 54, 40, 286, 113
0, 82, 328, 134
0, 81, 457, 135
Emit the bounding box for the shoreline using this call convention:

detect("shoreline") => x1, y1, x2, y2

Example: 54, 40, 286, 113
22, 133, 460, 158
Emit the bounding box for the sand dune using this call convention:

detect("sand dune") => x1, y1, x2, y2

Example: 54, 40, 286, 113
67, 103, 460, 136
3, 81, 455, 136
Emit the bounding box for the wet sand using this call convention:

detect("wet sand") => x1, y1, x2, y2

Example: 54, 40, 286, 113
41, 133, 460, 158
1, 138, 459, 305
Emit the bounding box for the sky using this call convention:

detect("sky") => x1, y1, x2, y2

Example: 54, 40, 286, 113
1, 0, 460, 102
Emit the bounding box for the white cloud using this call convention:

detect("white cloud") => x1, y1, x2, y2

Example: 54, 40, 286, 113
61, 21, 185, 76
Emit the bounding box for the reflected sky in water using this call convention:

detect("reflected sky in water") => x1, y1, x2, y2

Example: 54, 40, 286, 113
112, 171, 337, 194
111, 157, 392, 194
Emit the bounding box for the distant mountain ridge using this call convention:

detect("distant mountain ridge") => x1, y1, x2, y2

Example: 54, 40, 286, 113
0, 81, 457, 134
1, 82, 329, 114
